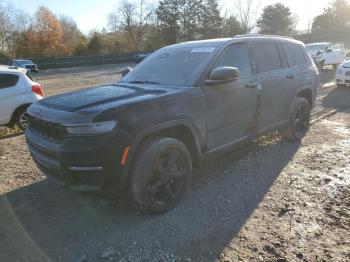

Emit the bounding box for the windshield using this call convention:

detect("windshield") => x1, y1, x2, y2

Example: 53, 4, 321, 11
20, 60, 32, 65
306, 44, 326, 52
121, 46, 218, 87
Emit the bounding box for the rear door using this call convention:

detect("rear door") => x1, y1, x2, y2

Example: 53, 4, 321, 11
204, 43, 259, 150
251, 42, 299, 132
0, 73, 24, 125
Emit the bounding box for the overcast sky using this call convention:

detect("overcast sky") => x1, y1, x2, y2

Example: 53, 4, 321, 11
8, 0, 338, 34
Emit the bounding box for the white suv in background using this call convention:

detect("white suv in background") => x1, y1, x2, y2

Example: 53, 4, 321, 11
306, 42, 346, 68
0, 66, 43, 130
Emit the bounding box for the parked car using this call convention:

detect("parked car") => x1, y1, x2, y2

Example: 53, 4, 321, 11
0, 66, 43, 130
25, 35, 319, 213
335, 60, 350, 87
121, 67, 133, 77
305, 42, 346, 68
132, 53, 149, 63
345, 52, 350, 61
8, 59, 39, 73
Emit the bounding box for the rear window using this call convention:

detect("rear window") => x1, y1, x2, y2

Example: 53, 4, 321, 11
283, 43, 306, 66
251, 43, 282, 73
0, 74, 19, 89
26, 71, 34, 81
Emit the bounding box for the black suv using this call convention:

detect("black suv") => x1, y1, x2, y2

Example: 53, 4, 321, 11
25, 35, 319, 213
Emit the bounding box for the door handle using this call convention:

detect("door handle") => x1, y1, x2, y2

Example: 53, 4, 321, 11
245, 83, 258, 89
287, 73, 295, 79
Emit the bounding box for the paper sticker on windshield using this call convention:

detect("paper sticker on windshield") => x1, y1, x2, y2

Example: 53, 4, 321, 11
191, 47, 215, 53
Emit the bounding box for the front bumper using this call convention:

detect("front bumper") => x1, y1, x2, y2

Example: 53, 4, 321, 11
25, 128, 131, 195
336, 73, 350, 86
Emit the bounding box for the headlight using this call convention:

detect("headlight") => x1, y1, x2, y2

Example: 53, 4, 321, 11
64, 121, 117, 135
337, 66, 343, 74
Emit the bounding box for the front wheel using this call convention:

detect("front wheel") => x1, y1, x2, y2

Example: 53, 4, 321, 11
281, 97, 311, 141
130, 137, 192, 214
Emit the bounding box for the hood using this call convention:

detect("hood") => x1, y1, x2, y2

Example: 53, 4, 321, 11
342, 60, 350, 68
39, 84, 172, 112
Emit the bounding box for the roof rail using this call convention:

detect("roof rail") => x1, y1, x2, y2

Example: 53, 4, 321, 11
233, 33, 294, 39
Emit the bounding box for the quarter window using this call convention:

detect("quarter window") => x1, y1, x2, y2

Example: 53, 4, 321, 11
283, 43, 306, 66
251, 43, 282, 73
215, 44, 252, 78
0, 74, 19, 89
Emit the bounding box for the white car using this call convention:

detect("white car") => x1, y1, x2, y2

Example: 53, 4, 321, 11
306, 42, 346, 68
0, 66, 43, 130
335, 61, 350, 87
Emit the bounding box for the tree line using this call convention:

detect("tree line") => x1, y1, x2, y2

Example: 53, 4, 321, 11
0, 0, 349, 59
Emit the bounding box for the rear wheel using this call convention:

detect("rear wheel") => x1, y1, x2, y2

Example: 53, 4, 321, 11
130, 137, 192, 214
281, 97, 311, 141
16, 107, 29, 131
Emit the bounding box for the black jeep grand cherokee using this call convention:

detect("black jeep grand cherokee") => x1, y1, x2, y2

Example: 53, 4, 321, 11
25, 35, 319, 213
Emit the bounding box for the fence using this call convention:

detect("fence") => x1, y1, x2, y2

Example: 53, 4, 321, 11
295, 33, 350, 49
0, 51, 149, 70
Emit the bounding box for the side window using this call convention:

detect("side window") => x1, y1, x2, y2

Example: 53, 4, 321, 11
251, 43, 282, 73
215, 44, 252, 78
283, 43, 306, 66
333, 44, 343, 51
0, 74, 19, 89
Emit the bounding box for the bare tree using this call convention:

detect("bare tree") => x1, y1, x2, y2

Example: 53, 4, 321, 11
116, 0, 153, 50
107, 12, 119, 33
0, 2, 17, 48
234, 0, 260, 33
59, 15, 83, 54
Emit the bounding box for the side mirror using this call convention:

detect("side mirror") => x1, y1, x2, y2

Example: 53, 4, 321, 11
346, 52, 350, 57
206, 66, 239, 85
121, 67, 133, 77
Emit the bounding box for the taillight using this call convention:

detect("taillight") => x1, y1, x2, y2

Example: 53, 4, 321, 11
32, 84, 44, 97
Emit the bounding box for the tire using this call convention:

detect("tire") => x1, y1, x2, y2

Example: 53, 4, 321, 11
15, 107, 29, 131
130, 137, 192, 214
281, 97, 311, 141
320, 61, 325, 71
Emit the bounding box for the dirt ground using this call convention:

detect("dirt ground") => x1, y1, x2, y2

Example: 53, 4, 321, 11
0, 66, 349, 262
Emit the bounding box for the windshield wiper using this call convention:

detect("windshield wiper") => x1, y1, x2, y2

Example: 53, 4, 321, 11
127, 80, 161, 85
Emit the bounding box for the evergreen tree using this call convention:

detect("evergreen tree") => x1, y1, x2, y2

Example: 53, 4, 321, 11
257, 3, 295, 35
156, 0, 203, 45
200, 0, 223, 39
312, 0, 350, 34
222, 15, 244, 37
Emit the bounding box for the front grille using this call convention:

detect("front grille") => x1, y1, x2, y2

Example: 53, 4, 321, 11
28, 114, 67, 141
346, 71, 350, 76
345, 80, 350, 83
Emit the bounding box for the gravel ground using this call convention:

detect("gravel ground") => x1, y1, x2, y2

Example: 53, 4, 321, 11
0, 66, 349, 262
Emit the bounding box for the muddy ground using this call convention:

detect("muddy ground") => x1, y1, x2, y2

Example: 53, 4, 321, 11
0, 66, 349, 262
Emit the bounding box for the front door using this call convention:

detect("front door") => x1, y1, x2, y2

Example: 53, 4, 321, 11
203, 43, 259, 151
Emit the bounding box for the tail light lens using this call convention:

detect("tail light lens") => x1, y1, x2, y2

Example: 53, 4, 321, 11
32, 84, 44, 97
